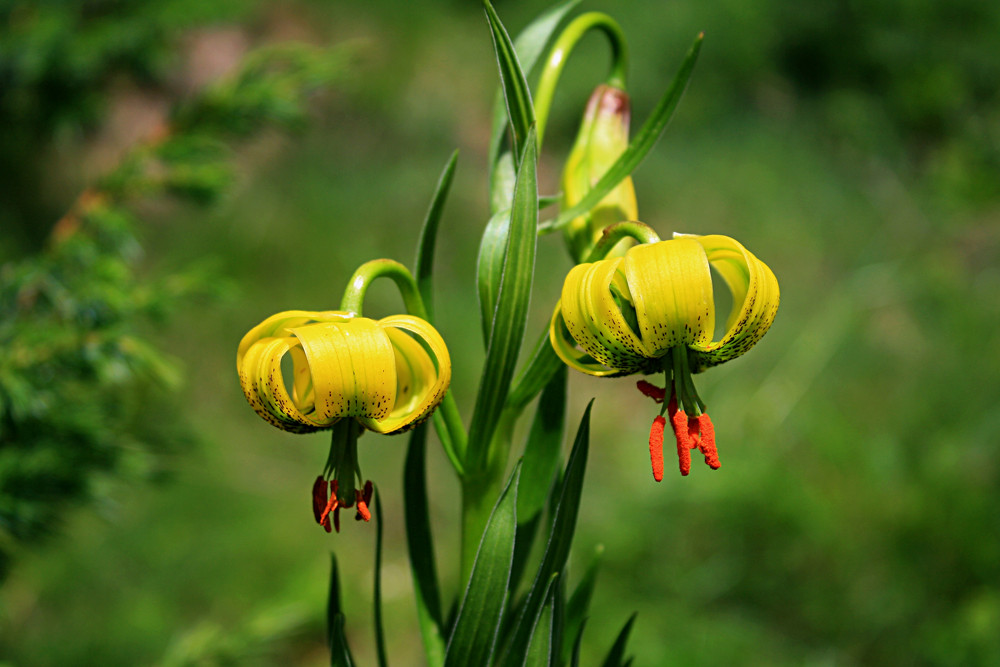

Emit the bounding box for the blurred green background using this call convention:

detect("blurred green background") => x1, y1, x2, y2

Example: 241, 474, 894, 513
1, 0, 999, 665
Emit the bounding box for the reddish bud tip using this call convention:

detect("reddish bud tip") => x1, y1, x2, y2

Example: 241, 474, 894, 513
649, 416, 666, 482
637, 380, 666, 403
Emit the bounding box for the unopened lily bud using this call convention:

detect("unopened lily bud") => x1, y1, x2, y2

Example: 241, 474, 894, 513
561, 84, 638, 261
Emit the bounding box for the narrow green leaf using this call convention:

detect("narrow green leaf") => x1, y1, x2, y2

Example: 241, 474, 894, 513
414, 150, 458, 322
373, 490, 388, 667
562, 545, 603, 666
498, 402, 593, 666
327, 553, 355, 667
524, 573, 559, 667
541, 33, 704, 233
476, 208, 511, 346
569, 618, 587, 667
508, 514, 541, 608
444, 465, 521, 667
508, 329, 565, 415
488, 0, 583, 194
467, 127, 538, 472
404, 425, 446, 667
517, 364, 568, 522
599, 613, 637, 667
484, 0, 536, 165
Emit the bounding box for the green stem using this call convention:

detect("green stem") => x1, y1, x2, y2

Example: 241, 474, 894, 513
340, 259, 468, 475
459, 409, 513, 583
534, 12, 629, 147
583, 221, 661, 262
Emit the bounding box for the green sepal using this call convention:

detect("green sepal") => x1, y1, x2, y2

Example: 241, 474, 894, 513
542, 33, 703, 233
403, 425, 446, 667
444, 464, 521, 667
415, 150, 458, 323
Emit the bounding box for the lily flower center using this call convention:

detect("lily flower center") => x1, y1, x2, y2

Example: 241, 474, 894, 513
311, 419, 375, 533
639, 347, 721, 479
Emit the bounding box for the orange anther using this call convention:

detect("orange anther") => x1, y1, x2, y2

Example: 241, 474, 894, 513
648, 416, 666, 482
670, 408, 692, 476
697, 413, 720, 469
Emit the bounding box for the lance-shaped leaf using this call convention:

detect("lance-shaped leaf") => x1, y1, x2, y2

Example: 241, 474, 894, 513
488, 0, 582, 211
327, 553, 355, 667
562, 545, 603, 666
373, 490, 388, 667
542, 33, 703, 233
468, 127, 538, 473
600, 614, 637, 667
444, 465, 521, 667
524, 573, 560, 667
484, 0, 536, 167
498, 402, 592, 666
404, 425, 446, 667
508, 365, 568, 596
415, 150, 458, 322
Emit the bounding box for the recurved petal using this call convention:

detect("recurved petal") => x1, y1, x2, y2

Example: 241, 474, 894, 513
623, 238, 715, 358
688, 234, 779, 370
548, 304, 624, 377
238, 334, 327, 433
557, 258, 650, 373
236, 310, 353, 366
359, 314, 451, 434
291, 318, 396, 423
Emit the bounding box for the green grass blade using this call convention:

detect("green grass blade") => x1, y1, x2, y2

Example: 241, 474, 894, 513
404, 425, 446, 667
562, 545, 603, 665
484, 0, 536, 166
498, 401, 593, 666
414, 150, 458, 322
373, 490, 388, 667
467, 127, 538, 473
599, 613, 637, 667
541, 33, 703, 233
327, 553, 355, 667
444, 465, 521, 667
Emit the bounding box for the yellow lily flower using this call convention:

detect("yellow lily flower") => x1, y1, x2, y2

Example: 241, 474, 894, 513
237, 309, 450, 530
561, 84, 639, 261
549, 233, 779, 478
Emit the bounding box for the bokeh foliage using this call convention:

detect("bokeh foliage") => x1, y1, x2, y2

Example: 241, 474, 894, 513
1, 0, 999, 665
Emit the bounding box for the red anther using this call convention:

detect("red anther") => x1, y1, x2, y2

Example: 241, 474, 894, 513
636, 380, 666, 403
697, 413, 720, 469
648, 416, 666, 482
355, 489, 372, 522
670, 408, 692, 476
362, 480, 373, 505
311, 476, 329, 524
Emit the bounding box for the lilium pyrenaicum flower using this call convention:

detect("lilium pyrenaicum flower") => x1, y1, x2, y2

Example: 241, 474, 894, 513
549, 233, 779, 478
237, 310, 450, 530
